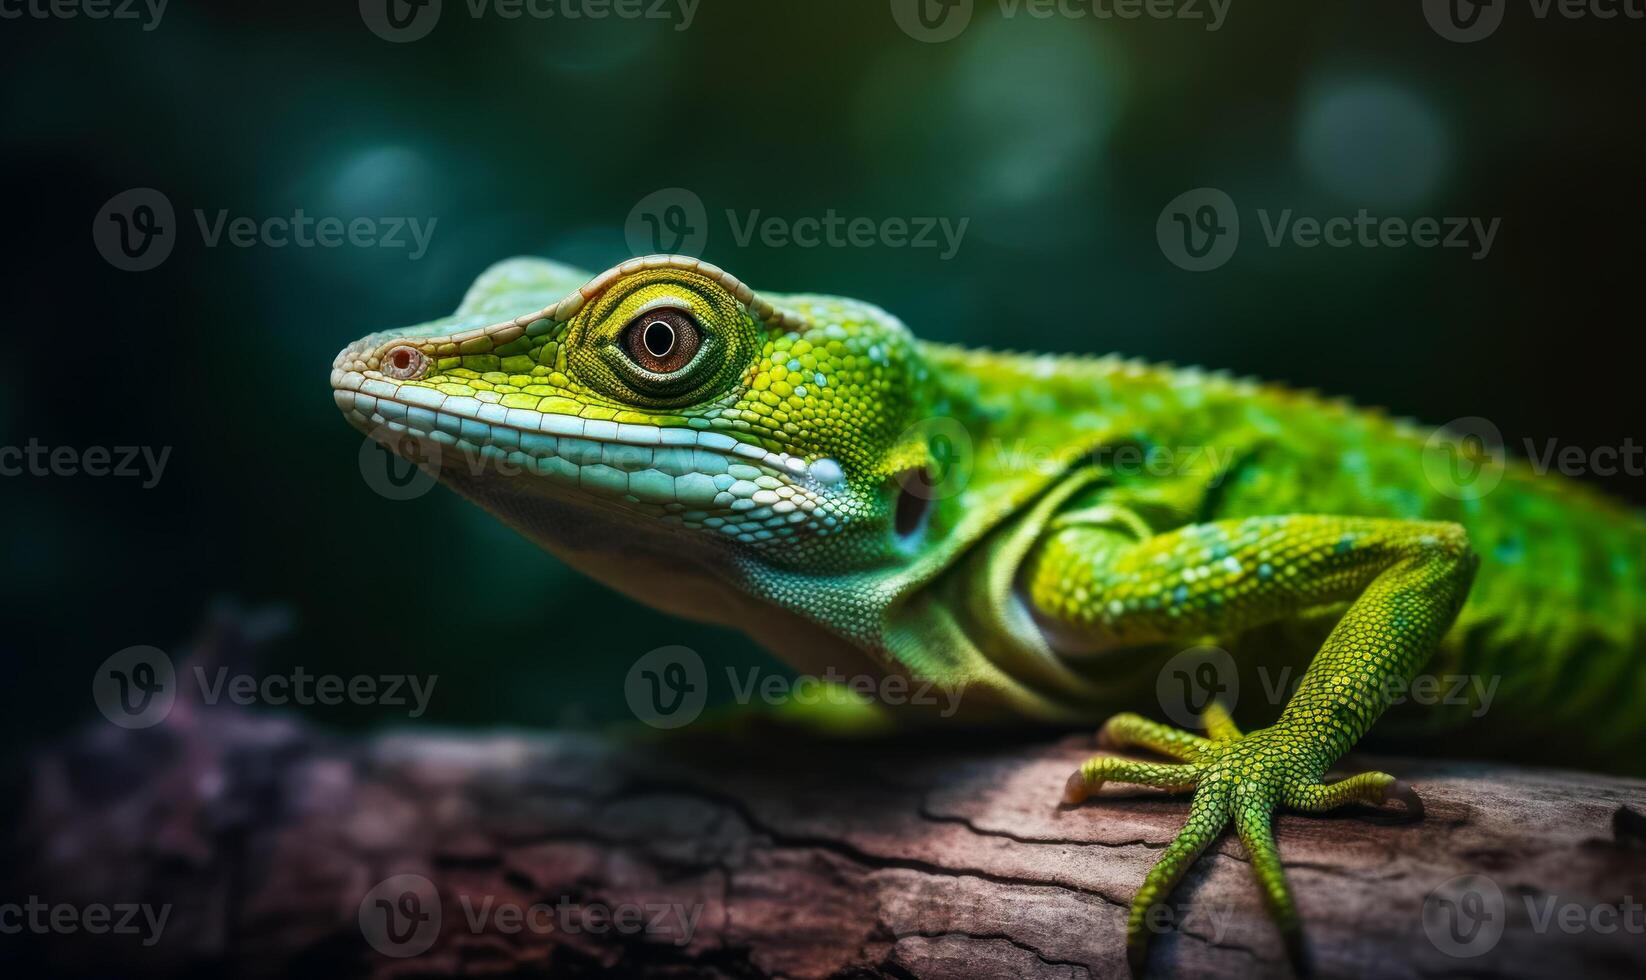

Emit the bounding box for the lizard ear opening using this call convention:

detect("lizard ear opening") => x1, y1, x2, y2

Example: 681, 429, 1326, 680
892, 469, 936, 543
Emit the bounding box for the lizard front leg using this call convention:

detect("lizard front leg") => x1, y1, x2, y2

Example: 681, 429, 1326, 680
1025, 513, 1477, 970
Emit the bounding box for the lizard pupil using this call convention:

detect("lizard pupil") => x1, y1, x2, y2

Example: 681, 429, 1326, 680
643, 320, 675, 358
383, 345, 426, 379
621, 308, 702, 376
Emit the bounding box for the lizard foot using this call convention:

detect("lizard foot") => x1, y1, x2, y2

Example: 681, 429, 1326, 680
1063, 707, 1422, 974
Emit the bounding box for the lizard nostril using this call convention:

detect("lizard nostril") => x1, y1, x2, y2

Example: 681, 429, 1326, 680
382, 345, 427, 380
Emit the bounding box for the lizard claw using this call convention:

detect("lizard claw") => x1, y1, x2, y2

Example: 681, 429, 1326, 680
1384, 777, 1424, 819
1065, 718, 1424, 972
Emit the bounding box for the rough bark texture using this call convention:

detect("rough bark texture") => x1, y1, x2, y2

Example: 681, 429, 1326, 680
7, 613, 1646, 979
9, 708, 1646, 980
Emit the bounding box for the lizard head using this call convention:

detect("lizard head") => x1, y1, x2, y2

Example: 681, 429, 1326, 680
332, 256, 947, 616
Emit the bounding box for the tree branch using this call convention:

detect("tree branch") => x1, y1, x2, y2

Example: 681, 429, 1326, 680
10, 705, 1646, 978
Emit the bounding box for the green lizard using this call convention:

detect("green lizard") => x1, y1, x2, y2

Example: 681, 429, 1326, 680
332, 254, 1646, 969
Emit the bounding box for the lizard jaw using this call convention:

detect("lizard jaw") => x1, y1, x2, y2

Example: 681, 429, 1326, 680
331, 339, 850, 549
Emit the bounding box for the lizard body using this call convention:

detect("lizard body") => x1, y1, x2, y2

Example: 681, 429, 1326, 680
332, 255, 1645, 966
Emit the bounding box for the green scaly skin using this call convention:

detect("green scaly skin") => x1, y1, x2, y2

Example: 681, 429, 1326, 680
332, 255, 1646, 970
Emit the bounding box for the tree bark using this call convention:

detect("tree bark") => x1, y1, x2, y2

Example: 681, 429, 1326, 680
10, 700, 1646, 979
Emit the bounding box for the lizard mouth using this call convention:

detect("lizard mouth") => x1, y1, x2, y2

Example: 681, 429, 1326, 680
330, 332, 845, 545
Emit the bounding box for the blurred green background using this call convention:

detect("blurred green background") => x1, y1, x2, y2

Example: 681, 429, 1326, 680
2, 0, 1642, 744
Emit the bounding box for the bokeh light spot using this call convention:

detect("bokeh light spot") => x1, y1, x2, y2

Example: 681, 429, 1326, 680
1297, 80, 1451, 209
327, 145, 436, 215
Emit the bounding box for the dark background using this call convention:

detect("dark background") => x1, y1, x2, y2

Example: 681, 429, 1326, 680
2, 0, 1642, 745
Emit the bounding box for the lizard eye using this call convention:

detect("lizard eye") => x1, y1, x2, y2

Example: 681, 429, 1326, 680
382, 345, 427, 380
621, 309, 702, 375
